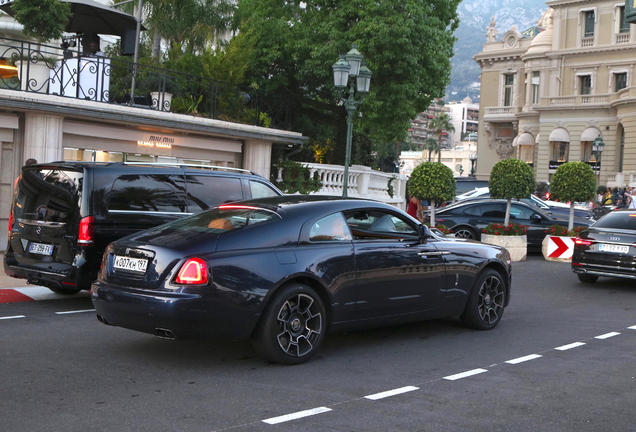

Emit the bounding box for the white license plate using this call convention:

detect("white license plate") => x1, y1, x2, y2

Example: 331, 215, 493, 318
28, 242, 54, 256
599, 244, 629, 254
114, 255, 148, 273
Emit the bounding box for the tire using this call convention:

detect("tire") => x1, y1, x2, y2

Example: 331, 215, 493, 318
577, 273, 598, 283
253, 283, 327, 365
453, 226, 477, 240
460, 269, 506, 330
48, 285, 82, 295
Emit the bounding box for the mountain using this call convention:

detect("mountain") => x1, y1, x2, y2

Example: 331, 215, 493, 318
447, 0, 549, 102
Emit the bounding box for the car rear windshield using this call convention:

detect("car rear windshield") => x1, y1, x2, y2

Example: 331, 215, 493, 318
13, 168, 82, 223
593, 212, 636, 230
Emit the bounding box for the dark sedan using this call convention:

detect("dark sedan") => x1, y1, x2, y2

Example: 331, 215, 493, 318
434, 199, 592, 248
572, 209, 636, 283
92, 196, 512, 364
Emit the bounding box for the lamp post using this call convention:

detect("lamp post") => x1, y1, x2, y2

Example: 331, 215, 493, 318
332, 45, 372, 197
469, 152, 477, 177
592, 135, 605, 183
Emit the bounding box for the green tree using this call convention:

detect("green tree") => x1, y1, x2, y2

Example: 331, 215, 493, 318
423, 137, 439, 162
428, 112, 455, 163
233, 0, 460, 164
11, 0, 71, 44
550, 162, 597, 230
489, 159, 535, 225
408, 162, 456, 227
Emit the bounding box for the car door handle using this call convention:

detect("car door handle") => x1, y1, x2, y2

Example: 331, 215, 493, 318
418, 251, 450, 257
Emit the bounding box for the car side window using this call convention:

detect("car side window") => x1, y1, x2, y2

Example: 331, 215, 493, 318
249, 180, 281, 199
510, 204, 534, 220
108, 174, 187, 213
185, 175, 244, 212
309, 213, 352, 242
344, 209, 418, 240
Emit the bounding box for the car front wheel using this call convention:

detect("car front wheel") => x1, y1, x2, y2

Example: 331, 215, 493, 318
453, 226, 477, 240
253, 283, 326, 365
461, 268, 506, 330
577, 273, 598, 283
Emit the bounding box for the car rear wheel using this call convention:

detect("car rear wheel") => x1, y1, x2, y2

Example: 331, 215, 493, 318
48, 286, 82, 295
253, 283, 326, 365
453, 226, 477, 240
461, 269, 505, 330
577, 273, 598, 283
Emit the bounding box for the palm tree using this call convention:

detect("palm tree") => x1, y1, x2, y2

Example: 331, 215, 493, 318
423, 137, 438, 162
429, 112, 455, 163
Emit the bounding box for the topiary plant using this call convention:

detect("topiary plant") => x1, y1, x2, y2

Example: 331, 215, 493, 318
489, 158, 535, 225
407, 162, 456, 227
550, 161, 596, 230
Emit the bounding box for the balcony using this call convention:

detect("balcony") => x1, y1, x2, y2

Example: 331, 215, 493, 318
0, 36, 292, 130
545, 94, 610, 107
482, 106, 520, 123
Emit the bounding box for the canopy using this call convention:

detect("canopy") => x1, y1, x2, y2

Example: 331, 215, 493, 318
513, 132, 535, 146
549, 128, 570, 142
580, 127, 601, 142
0, 0, 145, 37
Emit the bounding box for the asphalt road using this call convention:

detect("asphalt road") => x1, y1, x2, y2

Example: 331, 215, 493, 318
1, 254, 635, 432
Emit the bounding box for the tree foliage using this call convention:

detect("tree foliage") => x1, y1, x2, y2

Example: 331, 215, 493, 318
11, 0, 71, 44
429, 112, 455, 162
489, 158, 535, 226
550, 162, 597, 230
233, 0, 460, 163
408, 162, 456, 226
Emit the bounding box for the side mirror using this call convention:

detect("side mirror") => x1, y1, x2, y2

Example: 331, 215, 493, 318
418, 224, 430, 243
531, 213, 542, 223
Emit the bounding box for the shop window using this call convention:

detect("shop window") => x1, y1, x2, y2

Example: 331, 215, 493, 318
581, 142, 593, 162
519, 145, 533, 164
550, 142, 569, 163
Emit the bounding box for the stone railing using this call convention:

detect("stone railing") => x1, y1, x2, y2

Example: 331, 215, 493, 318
276, 162, 408, 209
546, 94, 610, 106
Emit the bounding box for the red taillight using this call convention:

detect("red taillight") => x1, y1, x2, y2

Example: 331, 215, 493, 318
175, 258, 208, 285
78, 216, 94, 245
7, 211, 13, 236
574, 237, 594, 246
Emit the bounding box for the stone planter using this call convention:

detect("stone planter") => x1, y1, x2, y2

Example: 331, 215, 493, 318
542, 235, 574, 262
150, 91, 173, 111
16, 60, 51, 93
481, 234, 527, 262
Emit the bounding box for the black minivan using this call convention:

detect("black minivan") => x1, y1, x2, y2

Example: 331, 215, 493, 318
5, 161, 283, 294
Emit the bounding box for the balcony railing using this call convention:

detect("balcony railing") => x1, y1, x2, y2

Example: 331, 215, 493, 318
547, 94, 610, 107
0, 36, 292, 130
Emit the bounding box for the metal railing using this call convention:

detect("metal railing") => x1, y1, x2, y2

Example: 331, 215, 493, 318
0, 36, 293, 129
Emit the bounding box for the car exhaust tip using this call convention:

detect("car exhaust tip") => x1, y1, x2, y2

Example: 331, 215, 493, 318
96, 314, 109, 325
155, 328, 177, 340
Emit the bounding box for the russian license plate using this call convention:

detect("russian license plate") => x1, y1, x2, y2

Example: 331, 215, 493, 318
114, 255, 148, 273
28, 242, 54, 256
599, 243, 629, 254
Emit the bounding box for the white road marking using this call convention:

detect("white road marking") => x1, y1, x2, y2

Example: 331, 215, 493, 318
628, 325, 636, 330
55, 309, 95, 315
505, 354, 542, 364
443, 368, 488, 381
555, 342, 586, 351
595, 332, 620, 339
0, 315, 26, 320
262, 407, 332, 425
365, 386, 419, 400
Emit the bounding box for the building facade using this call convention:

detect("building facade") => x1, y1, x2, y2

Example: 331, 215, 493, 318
474, 0, 636, 187
446, 96, 480, 147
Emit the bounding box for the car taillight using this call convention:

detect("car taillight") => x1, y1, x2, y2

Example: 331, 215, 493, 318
175, 258, 208, 285
78, 216, 94, 245
7, 211, 13, 236
574, 237, 594, 246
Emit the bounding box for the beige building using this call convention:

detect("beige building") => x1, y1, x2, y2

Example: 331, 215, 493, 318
474, 0, 636, 187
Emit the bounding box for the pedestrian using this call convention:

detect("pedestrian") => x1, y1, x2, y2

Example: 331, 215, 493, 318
624, 188, 636, 209
14, 158, 38, 189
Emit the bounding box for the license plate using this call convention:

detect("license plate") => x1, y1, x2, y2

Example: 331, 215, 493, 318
599, 244, 629, 254
28, 242, 54, 256
114, 255, 148, 273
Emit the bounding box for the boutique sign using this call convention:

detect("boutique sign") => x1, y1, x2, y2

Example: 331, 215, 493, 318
137, 133, 180, 155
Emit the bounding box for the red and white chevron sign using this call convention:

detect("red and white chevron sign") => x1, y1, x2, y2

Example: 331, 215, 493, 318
546, 236, 575, 259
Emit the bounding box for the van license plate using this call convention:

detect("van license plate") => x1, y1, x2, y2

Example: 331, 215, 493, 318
114, 255, 148, 273
29, 242, 54, 256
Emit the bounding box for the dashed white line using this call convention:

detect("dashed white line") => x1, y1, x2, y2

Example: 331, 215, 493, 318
443, 368, 488, 381
595, 332, 620, 339
505, 354, 542, 364
262, 407, 332, 425
55, 309, 95, 315
0, 315, 26, 320
628, 325, 636, 330
555, 342, 586, 351
365, 386, 419, 400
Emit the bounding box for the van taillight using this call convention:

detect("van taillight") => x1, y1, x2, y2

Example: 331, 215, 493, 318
78, 216, 94, 245
175, 258, 208, 285
7, 212, 13, 236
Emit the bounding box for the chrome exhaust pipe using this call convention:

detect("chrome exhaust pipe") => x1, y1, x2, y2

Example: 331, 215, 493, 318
96, 314, 109, 325
154, 328, 177, 340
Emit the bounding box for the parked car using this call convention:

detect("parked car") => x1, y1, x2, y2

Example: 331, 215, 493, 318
572, 209, 636, 283
434, 199, 593, 249
4, 161, 282, 294
92, 196, 512, 364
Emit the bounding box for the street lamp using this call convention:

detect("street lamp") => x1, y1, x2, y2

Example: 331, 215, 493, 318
469, 152, 477, 177
332, 45, 372, 197
592, 135, 605, 181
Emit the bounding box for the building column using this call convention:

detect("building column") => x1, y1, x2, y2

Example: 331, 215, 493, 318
243, 139, 273, 179
24, 113, 64, 164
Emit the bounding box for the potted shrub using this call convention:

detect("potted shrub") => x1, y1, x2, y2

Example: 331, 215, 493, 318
11, 0, 71, 93
550, 161, 597, 230
482, 222, 528, 262
541, 224, 587, 262
485, 158, 535, 261
407, 162, 456, 227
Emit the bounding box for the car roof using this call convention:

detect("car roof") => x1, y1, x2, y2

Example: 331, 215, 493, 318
237, 195, 401, 217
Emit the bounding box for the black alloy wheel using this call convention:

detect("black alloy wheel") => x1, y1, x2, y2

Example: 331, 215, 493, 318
461, 269, 506, 330
253, 283, 326, 365
453, 226, 477, 240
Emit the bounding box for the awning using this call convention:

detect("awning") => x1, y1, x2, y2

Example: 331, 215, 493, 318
580, 127, 600, 142
535, 133, 540, 144
549, 128, 570, 142
516, 132, 535, 146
